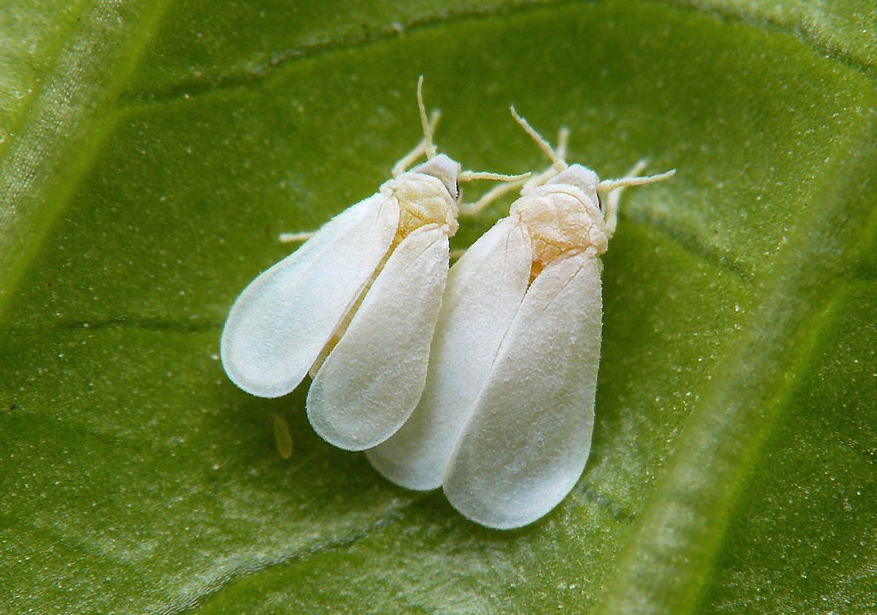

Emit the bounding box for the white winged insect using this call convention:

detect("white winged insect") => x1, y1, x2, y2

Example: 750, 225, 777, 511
368, 109, 674, 529
221, 78, 523, 452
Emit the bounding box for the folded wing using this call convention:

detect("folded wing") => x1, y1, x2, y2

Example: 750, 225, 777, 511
307, 224, 451, 451
443, 252, 603, 529
220, 194, 399, 398
367, 218, 532, 489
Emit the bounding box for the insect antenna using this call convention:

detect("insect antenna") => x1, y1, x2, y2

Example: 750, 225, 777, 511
599, 162, 675, 238
458, 173, 530, 216
597, 167, 675, 192
393, 77, 441, 176
417, 75, 438, 160
510, 106, 568, 172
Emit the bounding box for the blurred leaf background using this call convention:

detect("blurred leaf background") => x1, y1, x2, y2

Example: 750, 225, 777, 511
1, 0, 875, 613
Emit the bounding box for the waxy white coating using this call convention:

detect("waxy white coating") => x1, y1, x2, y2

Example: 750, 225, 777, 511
370, 109, 674, 528
221, 79, 524, 454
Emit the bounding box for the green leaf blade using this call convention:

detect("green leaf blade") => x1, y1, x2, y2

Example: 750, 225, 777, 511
1, 1, 875, 613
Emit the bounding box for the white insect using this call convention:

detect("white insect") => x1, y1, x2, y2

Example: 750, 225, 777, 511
368, 109, 675, 529
220, 78, 522, 452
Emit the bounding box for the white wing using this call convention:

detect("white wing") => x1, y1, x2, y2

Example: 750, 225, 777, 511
307, 224, 450, 451
443, 251, 603, 529
220, 194, 399, 398
367, 219, 531, 489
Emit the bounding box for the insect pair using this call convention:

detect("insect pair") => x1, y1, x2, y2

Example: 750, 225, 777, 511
220, 78, 674, 529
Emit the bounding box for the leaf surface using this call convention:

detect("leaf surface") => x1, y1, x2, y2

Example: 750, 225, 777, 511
1, 1, 875, 613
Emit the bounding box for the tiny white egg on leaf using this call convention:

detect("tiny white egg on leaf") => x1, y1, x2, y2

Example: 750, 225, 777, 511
368, 108, 675, 529
220, 78, 525, 452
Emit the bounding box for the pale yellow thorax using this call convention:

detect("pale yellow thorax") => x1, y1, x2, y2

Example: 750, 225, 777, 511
511, 179, 606, 280
383, 172, 459, 245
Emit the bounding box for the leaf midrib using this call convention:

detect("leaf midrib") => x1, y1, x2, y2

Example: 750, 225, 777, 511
0, 0, 177, 317
593, 124, 877, 615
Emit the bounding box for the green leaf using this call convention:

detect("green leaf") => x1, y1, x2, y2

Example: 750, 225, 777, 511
2, 1, 875, 613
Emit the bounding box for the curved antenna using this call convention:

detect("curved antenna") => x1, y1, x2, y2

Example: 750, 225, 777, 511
459, 171, 530, 182
597, 168, 676, 193
457, 171, 532, 216
459, 177, 528, 216
417, 76, 437, 159
392, 80, 441, 177
510, 106, 567, 171
600, 162, 675, 239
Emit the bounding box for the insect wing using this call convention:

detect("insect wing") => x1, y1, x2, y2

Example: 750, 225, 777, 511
307, 224, 451, 451
367, 218, 531, 489
443, 252, 602, 529
220, 194, 399, 398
